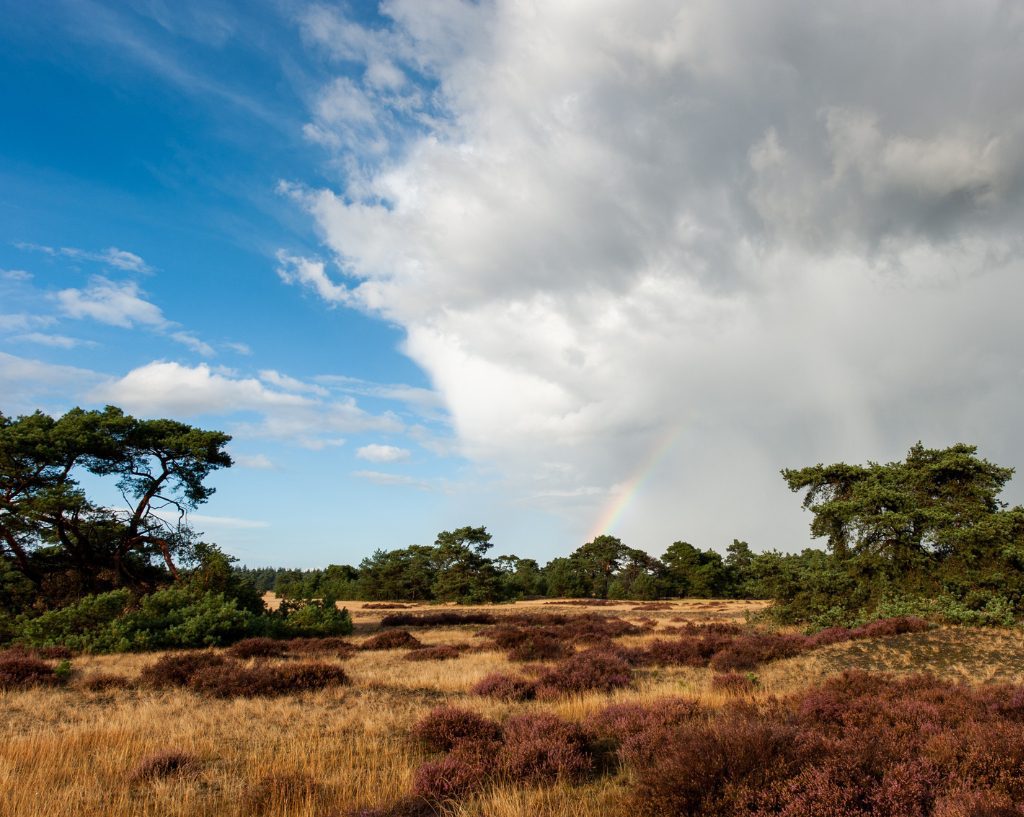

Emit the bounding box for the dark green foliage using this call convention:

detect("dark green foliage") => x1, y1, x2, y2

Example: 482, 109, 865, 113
269, 598, 354, 638
780, 443, 1024, 623
0, 406, 232, 603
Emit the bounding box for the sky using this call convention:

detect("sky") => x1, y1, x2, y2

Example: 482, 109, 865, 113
2, 1, 1023, 568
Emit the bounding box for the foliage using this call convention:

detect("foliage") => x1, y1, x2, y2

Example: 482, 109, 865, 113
269, 598, 353, 638
0, 406, 231, 603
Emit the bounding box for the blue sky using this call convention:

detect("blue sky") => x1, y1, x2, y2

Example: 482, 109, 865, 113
3, 1, 1024, 567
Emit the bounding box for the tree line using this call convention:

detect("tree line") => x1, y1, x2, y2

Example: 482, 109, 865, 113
4, 406, 1024, 641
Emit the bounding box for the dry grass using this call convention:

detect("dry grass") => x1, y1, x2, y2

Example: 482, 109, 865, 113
2, 599, 1022, 817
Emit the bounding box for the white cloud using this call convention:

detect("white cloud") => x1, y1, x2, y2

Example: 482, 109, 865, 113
233, 453, 275, 470
92, 361, 403, 446
0, 352, 103, 412
170, 331, 215, 357
18, 243, 152, 272
55, 277, 165, 328
1, 269, 32, 282
0, 314, 56, 332
286, 0, 1024, 552
225, 341, 252, 355
352, 469, 433, 490
11, 333, 92, 349
259, 369, 328, 396
188, 513, 269, 529
356, 443, 411, 463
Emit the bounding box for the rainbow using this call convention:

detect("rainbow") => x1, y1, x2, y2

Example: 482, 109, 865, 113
585, 424, 685, 542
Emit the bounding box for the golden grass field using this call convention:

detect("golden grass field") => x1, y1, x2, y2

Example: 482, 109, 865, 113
2, 596, 1023, 817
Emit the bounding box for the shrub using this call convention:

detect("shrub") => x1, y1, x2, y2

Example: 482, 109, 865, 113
273, 599, 354, 638
849, 616, 931, 639
129, 751, 200, 782
535, 649, 634, 698
412, 742, 495, 801
188, 661, 349, 698
363, 603, 415, 609
228, 637, 289, 659
14, 589, 131, 651
587, 697, 704, 769
284, 636, 356, 657
471, 673, 537, 701
403, 645, 465, 662
138, 651, 227, 688
81, 673, 134, 692
0, 654, 62, 689
381, 612, 496, 627
361, 630, 423, 650
341, 796, 439, 817
496, 713, 594, 784
412, 707, 502, 753
708, 633, 806, 672
506, 633, 572, 662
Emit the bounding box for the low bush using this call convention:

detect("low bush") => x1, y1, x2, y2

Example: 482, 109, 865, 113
284, 636, 356, 657
360, 630, 423, 650
587, 697, 704, 768
707, 633, 806, 672
403, 645, 465, 662
270, 599, 354, 638
471, 672, 537, 701
413, 743, 495, 802
0, 654, 64, 689
80, 672, 134, 692
227, 637, 289, 659
496, 713, 594, 784
381, 612, 496, 627
363, 603, 415, 609
188, 661, 349, 698
412, 707, 502, 753
129, 751, 200, 782
138, 651, 227, 688
505, 633, 572, 662
342, 796, 439, 817
534, 649, 634, 698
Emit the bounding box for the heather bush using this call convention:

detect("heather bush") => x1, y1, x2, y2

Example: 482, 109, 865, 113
587, 697, 704, 768
849, 615, 931, 639
505, 633, 572, 662
471, 672, 536, 701
361, 630, 423, 650
188, 661, 349, 697
412, 707, 501, 753
129, 751, 200, 782
0, 653, 63, 688
342, 796, 439, 817
80, 672, 134, 692
284, 636, 356, 657
412, 742, 495, 801
363, 602, 415, 609
496, 713, 594, 784
403, 645, 465, 662
381, 612, 496, 627
227, 637, 289, 659
534, 649, 633, 698
138, 651, 227, 688
707, 633, 806, 672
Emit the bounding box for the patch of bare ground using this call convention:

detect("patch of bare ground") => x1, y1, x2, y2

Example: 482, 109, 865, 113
3, 603, 1022, 817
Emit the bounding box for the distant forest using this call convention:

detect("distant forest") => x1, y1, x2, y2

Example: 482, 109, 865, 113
240, 440, 1024, 627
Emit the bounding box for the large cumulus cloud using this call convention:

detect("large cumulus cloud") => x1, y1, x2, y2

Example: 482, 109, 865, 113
283, 0, 1024, 552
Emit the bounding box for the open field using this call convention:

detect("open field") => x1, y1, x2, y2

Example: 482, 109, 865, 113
3, 598, 1024, 817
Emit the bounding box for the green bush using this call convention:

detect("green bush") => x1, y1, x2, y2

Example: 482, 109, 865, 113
270, 599, 353, 638
13, 586, 261, 652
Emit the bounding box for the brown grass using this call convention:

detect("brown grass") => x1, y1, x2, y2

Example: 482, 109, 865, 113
1, 599, 1021, 817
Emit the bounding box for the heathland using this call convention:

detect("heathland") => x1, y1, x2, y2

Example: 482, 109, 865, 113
4, 598, 1024, 817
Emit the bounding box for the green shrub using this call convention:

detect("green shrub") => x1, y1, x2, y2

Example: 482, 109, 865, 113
13, 586, 261, 652
270, 599, 353, 638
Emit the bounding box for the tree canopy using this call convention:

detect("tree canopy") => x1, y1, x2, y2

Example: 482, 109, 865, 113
0, 406, 231, 605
